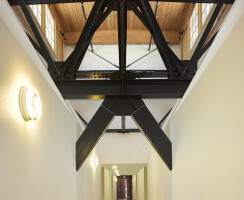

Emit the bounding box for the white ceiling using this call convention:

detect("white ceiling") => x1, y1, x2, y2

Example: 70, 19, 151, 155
103, 163, 147, 176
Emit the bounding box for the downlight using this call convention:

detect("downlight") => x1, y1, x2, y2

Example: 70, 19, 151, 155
19, 86, 41, 121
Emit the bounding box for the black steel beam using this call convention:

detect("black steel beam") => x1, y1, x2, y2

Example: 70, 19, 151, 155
27, 34, 47, 60
55, 79, 190, 99
137, 1, 182, 77
8, 0, 235, 6
184, 0, 223, 76
19, 0, 60, 77
76, 103, 114, 170
81, 2, 94, 52
62, 0, 106, 77
148, 1, 159, 51
198, 31, 218, 60
129, 3, 187, 77
117, 0, 127, 83
106, 129, 140, 133
60, 1, 114, 78
73, 2, 115, 73
131, 98, 172, 170
130, 4, 187, 76
75, 70, 169, 79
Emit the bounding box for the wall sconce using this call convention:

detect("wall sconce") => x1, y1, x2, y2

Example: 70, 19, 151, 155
19, 86, 41, 121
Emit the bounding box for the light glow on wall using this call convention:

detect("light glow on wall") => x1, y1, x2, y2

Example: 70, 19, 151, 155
19, 86, 41, 121
91, 154, 98, 168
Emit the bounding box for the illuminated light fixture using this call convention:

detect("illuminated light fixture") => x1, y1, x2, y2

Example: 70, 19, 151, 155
114, 169, 119, 173
19, 86, 41, 121
91, 155, 99, 168
112, 166, 117, 170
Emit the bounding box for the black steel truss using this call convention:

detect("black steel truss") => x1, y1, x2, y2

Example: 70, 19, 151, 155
74, 70, 169, 79
117, 0, 127, 83
76, 106, 172, 133
148, 0, 159, 51
11, 0, 231, 83
9, 0, 234, 172
60, 0, 111, 78
76, 96, 172, 170
55, 79, 191, 99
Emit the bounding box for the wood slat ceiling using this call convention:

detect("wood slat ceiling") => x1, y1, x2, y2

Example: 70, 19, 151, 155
54, 2, 193, 44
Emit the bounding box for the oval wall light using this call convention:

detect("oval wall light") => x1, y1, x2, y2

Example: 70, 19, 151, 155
19, 86, 41, 121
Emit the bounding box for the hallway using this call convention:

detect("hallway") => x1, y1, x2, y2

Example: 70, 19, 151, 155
1, 0, 244, 199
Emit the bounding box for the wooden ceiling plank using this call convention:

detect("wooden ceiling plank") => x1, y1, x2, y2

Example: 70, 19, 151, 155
179, 3, 193, 37
64, 30, 180, 45
110, 11, 115, 30
49, 5, 64, 33
58, 3, 72, 32
62, 4, 75, 31
157, 2, 164, 30
74, 3, 85, 31
163, 2, 172, 30
70, 3, 81, 31
127, 11, 131, 29
107, 12, 112, 30
174, 3, 186, 31
171, 3, 182, 31
166, 2, 177, 30
54, 4, 67, 32
133, 8, 140, 30
114, 11, 118, 30
50, 1, 196, 42
159, 2, 168, 30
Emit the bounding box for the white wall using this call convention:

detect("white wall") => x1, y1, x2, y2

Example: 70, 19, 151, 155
170, 0, 244, 199
0, 1, 78, 200
136, 167, 147, 200
96, 133, 152, 165
147, 148, 172, 200
113, 175, 117, 200
102, 168, 114, 200
64, 44, 180, 71
132, 175, 137, 200
0, 1, 104, 200
76, 148, 102, 200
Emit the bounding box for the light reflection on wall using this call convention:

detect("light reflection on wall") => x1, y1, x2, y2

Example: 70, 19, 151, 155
91, 153, 99, 170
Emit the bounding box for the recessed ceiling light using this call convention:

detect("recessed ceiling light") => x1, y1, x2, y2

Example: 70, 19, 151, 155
112, 166, 117, 170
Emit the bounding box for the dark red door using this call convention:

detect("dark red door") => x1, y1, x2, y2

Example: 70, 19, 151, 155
117, 176, 132, 200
